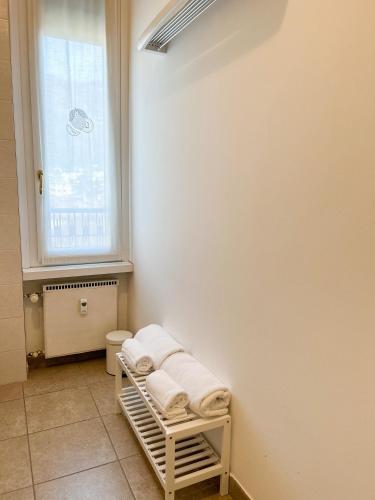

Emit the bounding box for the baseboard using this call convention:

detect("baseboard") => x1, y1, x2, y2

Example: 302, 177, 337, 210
45, 349, 106, 366
229, 474, 252, 500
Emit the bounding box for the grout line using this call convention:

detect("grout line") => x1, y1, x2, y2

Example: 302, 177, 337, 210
27, 415, 102, 436
0, 486, 34, 497
111, 378, 155, 500
22, 362, 92, 396
0, 396, 24, 405
0, 431, 27, 443
20, 361, 139, 497
87, 374, 137, 499
119, 459, 140, 500
86, 380, 115, 388
117, 460, 136, 500
15, 365, 224, 499
88, 381, 118, 458
32, 459, 120, 487
22, 390, 36, 499
23, 383, 89, 400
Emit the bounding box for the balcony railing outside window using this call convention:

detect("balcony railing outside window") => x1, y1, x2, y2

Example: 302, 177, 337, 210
49, 208, 110, 251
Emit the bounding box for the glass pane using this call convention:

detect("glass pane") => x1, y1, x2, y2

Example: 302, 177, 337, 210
35, 0, 120, 263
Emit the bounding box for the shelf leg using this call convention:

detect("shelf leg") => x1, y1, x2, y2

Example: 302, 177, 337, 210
165, 435, 175, 500
220, 418, 231, 496
115, 356, 123, 414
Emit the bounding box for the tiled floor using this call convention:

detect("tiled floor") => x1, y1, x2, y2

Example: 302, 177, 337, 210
0, 358, 232, 500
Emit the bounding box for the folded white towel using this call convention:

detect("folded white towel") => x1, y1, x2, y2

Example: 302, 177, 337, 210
146, 369, 188, 420
135, 324, 184, 369
162, 352, 231, 418
121, 338, 153, 374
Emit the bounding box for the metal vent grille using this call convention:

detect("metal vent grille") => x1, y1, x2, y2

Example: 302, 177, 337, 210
139, 0, 219, 52
43, 279, 119, 292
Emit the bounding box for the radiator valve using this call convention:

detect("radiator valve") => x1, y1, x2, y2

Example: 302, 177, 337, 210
24, 292, 42, 303
30, 293, 39, 304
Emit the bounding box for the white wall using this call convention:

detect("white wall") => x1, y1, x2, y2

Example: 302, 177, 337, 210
128, 1, 375, 499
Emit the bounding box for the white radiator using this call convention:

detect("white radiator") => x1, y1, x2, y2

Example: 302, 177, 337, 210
43, 279, 119, 358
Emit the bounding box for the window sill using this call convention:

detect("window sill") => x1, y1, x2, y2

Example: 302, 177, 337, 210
22, 261, 133, 281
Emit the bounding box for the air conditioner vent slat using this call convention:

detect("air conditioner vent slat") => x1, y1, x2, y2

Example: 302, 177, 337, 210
138, 0, 219, 53
157, 0, 214, 49
152, 0, 206, 44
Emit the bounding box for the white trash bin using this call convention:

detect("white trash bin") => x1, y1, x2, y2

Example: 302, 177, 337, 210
106, 330, 132, 375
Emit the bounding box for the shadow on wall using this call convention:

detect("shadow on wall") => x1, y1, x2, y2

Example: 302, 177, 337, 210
23, 281, 45, 353
154, 0, 288, 94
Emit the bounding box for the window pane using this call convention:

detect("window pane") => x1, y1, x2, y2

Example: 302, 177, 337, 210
34, 0, 120, 264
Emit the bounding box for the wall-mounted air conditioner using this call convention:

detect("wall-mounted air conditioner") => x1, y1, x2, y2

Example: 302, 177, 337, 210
138, 0, 219, 53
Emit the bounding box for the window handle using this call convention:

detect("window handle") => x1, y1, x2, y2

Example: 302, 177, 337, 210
37, 169, 44, 195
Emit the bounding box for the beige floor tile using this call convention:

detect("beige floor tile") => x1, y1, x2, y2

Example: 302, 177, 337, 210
0, 382, 23, 403
34, 462, 133, 500
176, 478, 227, 499
89, 375, 131, 416
0, 400, 26, 440
78, 358, 113, 385
120, 454, 163, 500
25, 387, 99, 434
203, 496, 231, 500
102, 414, 139, 459
196, 496, 231, 500
0, 487, 34, 499
0, 436, 32, 494
29, 417, 116, 484
121, 452, 227, 500
23, 364, 85, 397
89, 379, 119, 416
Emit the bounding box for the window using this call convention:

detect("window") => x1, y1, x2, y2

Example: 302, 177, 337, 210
11, 0, 128, 267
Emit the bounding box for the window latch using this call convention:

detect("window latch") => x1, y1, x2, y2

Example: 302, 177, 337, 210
37, 169, 44, 195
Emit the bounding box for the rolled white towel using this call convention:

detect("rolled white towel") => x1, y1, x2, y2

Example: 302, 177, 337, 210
122, 338, 153, 374
162, 352, 231, 418
135, 324, 184, 369
146, 369, 188, 420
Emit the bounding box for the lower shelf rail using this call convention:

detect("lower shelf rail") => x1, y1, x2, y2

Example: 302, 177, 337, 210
116, 353, 231, 500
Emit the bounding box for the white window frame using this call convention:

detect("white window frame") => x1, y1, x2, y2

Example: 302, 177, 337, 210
9, 0, 130, 270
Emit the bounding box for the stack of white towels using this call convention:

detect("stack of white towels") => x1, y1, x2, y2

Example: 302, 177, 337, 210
122, 324, 231, 419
